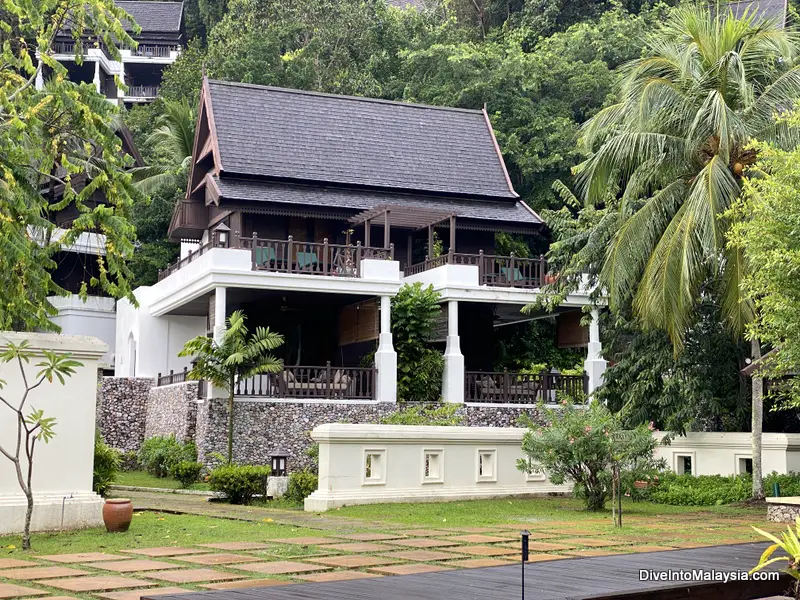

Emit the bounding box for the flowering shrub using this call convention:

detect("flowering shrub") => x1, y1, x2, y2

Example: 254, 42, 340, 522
518, 400, 663, 510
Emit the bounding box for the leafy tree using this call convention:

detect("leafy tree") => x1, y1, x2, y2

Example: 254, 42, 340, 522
391, 283, 444, 402
180, 311, 284, 464
160, 37, 207, 103
0, 0, 142, 331
561, 4, 800, 499
0, 340, 82, 549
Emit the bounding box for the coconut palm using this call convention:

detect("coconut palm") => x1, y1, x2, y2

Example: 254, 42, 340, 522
574, 3, 800, 498
131, 98, 196, 194
179, 311, 283, 464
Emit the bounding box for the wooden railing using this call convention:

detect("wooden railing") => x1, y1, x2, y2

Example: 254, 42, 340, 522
406, 251, 548, 288
235, 363, 375, 400
156, 366, 190, 386
465, 370, 588, 404
127, 85, 159, 98
131, 45, 176, 58
157, 240, 214, 281
241, 235, 393, 277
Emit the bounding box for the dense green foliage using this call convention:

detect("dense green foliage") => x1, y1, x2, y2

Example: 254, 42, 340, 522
208, 464, 271, 504
169, 460, 204, 487
645, 472, 800, 506
519, 400, 662, 510
381, 403, 464, 426
139, 435, 198, 478
93, 432, 121, 497
391, 283, 444, 402
285, 470, 319, 503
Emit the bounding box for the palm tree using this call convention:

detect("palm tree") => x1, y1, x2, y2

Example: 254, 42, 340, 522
131, 98, 196, 194
574, 3, 800, 498
179, 311, 284, 464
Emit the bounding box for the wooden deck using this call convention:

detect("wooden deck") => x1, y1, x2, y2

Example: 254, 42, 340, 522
146, 543, 790, 600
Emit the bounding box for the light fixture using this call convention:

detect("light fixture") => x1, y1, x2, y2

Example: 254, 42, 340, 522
270, 448, 289, 477
213, 222, 231, 248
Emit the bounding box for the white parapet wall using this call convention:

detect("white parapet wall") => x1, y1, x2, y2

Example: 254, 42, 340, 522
0, 332, 106, 534
654, 432, 800, 476
304, 424, 568, 512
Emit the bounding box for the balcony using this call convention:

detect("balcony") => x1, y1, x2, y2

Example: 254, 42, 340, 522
126, 85, 159, 99
406, 251, 549, 288
236, 364, 376, 400
130, 45, 178, 58
465, 370, 588, 404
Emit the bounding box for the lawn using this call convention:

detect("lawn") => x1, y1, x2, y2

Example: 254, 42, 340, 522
116, 470, 211, 491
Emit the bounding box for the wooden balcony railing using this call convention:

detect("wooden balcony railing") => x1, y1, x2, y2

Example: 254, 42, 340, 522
156, 366, 191, 386
241, 235, 393, 277
127, 85, 159, 98
407, 251, 548, 288
235, 363, 375, 400
465, 370, 588, 404
131, 45, 177, 58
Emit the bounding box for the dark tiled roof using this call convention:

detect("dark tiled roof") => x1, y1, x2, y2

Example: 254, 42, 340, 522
727, 0, 787, 26
117, 1, 184, 33
206, 80, 518, 200
214, 178, 541, 226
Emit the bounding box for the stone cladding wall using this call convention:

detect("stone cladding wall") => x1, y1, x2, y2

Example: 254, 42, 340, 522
98, 377, 154, 452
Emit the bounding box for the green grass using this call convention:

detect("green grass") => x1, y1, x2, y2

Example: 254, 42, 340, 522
0, 511, 320, 556
116, 470, 210, 491
332, 496, 764, 527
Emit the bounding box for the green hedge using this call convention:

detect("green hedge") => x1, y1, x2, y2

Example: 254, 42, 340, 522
285, 470, 318, 503
209, 464, 271, 504
645, 472, 800, 505
139, 435, 197, 478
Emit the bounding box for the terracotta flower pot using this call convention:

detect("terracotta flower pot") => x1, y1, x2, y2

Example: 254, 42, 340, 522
103, 498, 133, 533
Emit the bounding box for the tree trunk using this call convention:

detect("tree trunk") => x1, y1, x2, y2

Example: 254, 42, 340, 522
227, 376, 235, 465
22, 490, 33, 550
751, 338, 764, 500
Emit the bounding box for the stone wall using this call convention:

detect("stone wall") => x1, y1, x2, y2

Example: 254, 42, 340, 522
195, 399, 546, 470
768, 502, 800, 523
144, 381, 200, 443
98, 377, 154, 452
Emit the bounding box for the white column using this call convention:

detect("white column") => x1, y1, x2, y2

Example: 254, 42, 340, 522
374, 295, 397, 403
583, 308, 607, 397
213, 287, 227, 344
442, 301, 464, 403
93, 60, 101, 93
35, 59, 44, 90
117, 62, 126, 102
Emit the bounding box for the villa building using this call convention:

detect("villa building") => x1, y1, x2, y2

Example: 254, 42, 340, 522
37, 1, 185, 105
115, 78, 606, 405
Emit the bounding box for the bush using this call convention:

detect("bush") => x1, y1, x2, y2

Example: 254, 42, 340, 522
120, 450, 140, 472
139, 435, 197, 478
285, 469, 318, 503
170, 460, 203, 487
645, 471, 800, 506
208, 464, 271, 504
93, 432, 121, 497
519, 400, 663, 511
381, 403, 463, 426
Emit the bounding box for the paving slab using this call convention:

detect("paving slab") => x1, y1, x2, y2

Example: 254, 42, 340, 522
307, 555, 399, 568
557, 538, 627, 548
523, 542, 576, 552
42, 553, 129, 564
227, 561, 331, 575
144, 569, 246, 584
627, 545, 677, 553
439, 527, 503, 534
96, 587, 192, 600
295, 571, 384, 582
525, 553, 569, 562
387, 538, 460, 548
0, 566, 89, 580
42, 576, 156, 592
270, 537, 340, 546
380, 550, 464, 561
0, 583, 48, 598
200, 579, 293, 590
0, 559, 40, 569
176, 553, 262, 565
444, 558, 515, 568
563, 549, 626, 558
197, 542, 272, 551
44, 597, 83, 599
444, 534, 513, 544
318, 542, 395, 553
369, 563, 453, 575
122, 548, 206, 558
338, 533, 405, 542
445, 545, 519, 557
393, 529, 452, 537
91, 560, 180, 573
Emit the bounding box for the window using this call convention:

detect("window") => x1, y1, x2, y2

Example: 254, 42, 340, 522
737, 456, 753, 475
422, 449, 444, 484
476, 449, 497, 483
675, 454, 693, 475
525, 457, 546, 482
363, 449, 386, 485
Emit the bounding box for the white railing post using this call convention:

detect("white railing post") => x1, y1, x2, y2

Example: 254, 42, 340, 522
375, 295, 397, 402
442, 300, 464, 403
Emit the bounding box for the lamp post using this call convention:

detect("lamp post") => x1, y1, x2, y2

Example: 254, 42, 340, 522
270, 448, 288, 477
213, 222, 230, 248
520, 529, 530, 600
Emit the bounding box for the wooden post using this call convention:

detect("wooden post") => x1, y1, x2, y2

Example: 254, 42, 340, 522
449, 215, 456, 253
384, 209, 390, 249
389, 242, 394, 260
428, 225, 434, 259
509, 251, 516, 286
503, 368, 509, 403
365, 219, 371, 247
288, 235, 294, 272
323, 238, 329, 275
406, 233, 412, 268
356, 241, 362, 275
251, 231, 258, 269
478, 250, 484, 284
326, 361, 331, 399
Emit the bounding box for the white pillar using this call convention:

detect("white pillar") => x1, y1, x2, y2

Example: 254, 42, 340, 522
35, 59, 44, 90
583, 308, 607, 397
213, 287, 227, 343
442, 301, 464, 403
93, 60, 101, 94
117, 62, 126, 102
375, 295, 397, 403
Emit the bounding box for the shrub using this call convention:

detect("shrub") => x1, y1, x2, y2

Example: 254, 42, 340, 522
208, 464, 271, 504
139, 435, 197, 478
645, 471, 800, 506
518, 400, 663, 510
285, 469, 318, 503
381, 403, 463, 426
120, 450, 140, 472
93, 432, 121, 497
170, 460, 203, 487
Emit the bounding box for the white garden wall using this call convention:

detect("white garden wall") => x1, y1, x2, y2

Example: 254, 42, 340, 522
304, 424, 568, 511
0, 332, 106, 534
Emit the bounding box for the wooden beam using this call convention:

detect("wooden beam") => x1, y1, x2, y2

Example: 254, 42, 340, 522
365, 218, 371, 247
427, 225, 433, 259
449, 215, 456, 252
384, 209, 390, 248
407, 233, 412, 267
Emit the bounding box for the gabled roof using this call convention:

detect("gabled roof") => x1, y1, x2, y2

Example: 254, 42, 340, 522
117, 1, 184, 33
204, 79, 519, 200
727, 0, 787, 27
